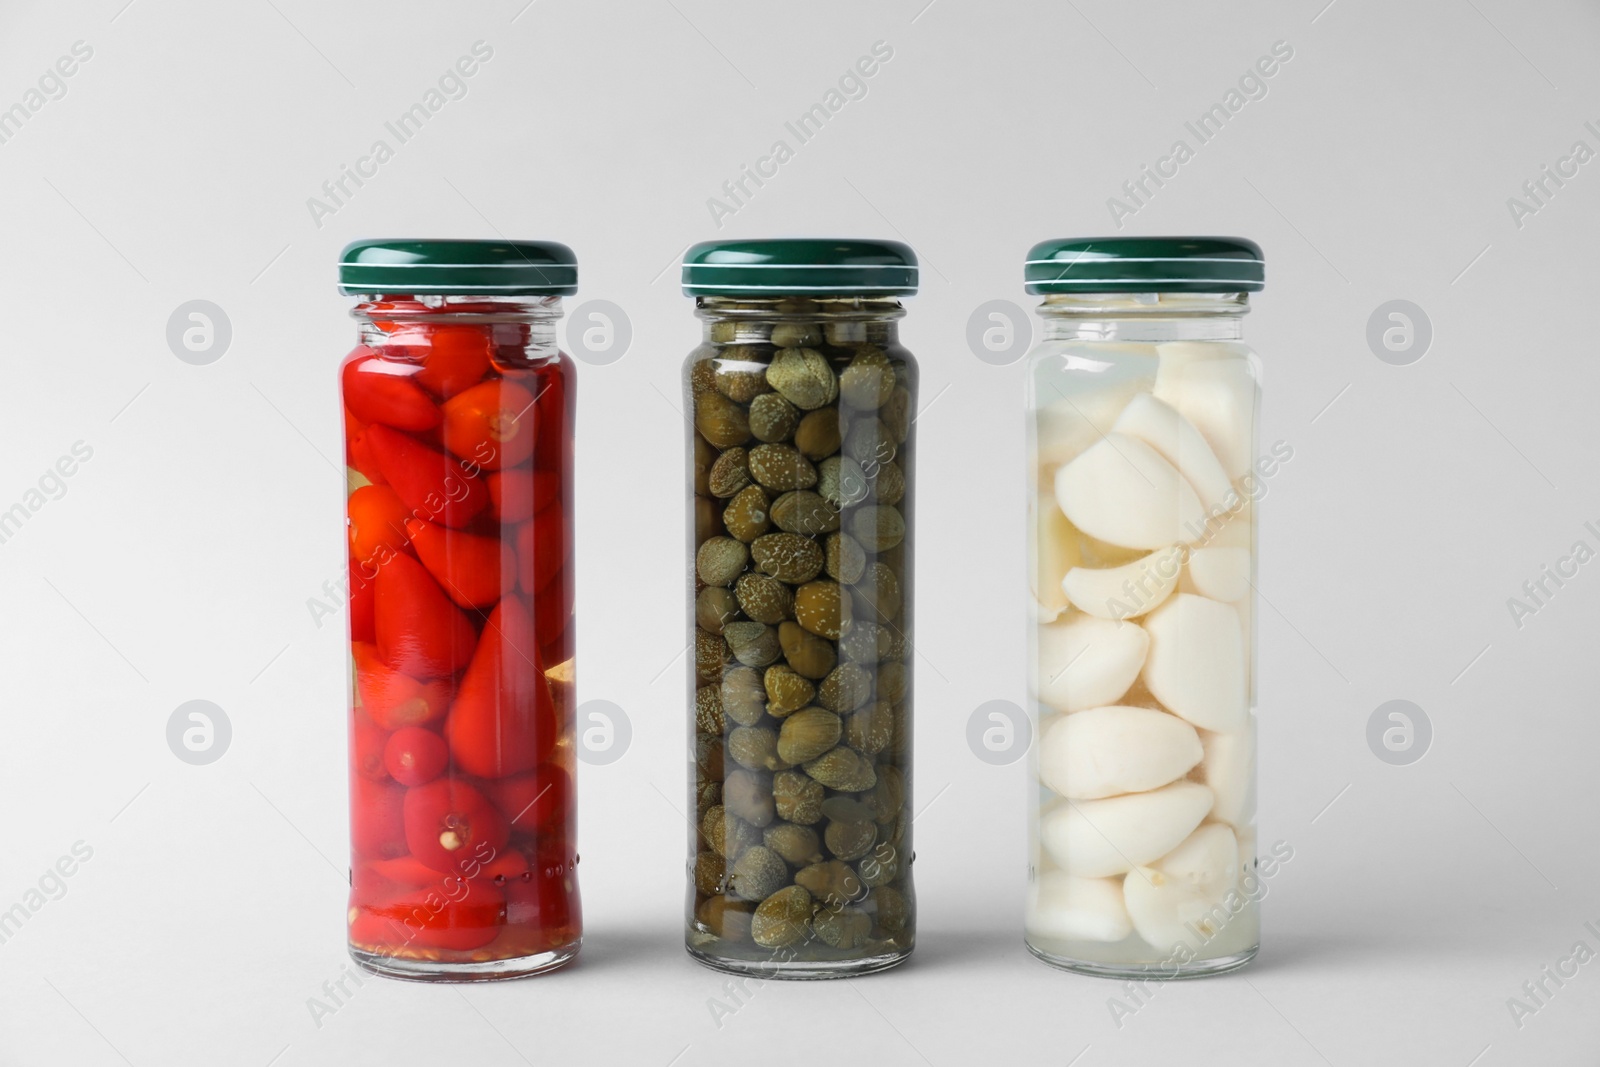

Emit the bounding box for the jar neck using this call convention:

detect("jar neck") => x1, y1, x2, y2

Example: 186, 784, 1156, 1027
696, 296, 903, 345
1037, 292, 1247, 343
351, 294, 562, 355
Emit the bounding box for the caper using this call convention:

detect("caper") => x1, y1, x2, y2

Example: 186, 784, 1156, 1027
773, 769, 824, 825
698, 895, 755, 943
763, 664, 815, 717
748, 392, 799, 442
721, 666, 767, 726
793, 408, 842, 460
850, 505, 904, 553
695, 392, 751, 449
819, 795, 876, 823
838, 345, 896, 409
762, 822, 824, 866
868, 765, 905, 824
722, 485, 770, 543
880, 387, 913, 444
871, 460, 905, 507
723, 768, 775, 828
714, 354, 772, 404
727, 725, 786, 772
729, 844, 789, 902
696, 778, 721, 817
803, 746, 877, 792
723, 621, 780, 669
747, 443, 817, 492
695, 628, 727, 684
694, 850, 726, 895
765, 348, 837, 410
793, 580, 850, 641
869, 886, 908, 936
694, 495, 723, 546
825, 818, 877, 862
702, 804, 757, 859
696, 537, 748, 587
876, 661, 909, 704
812, 906, 872, 949
708, 447, 752, 498
695, 685, 725, 736
778, 621, 836, 680
844, 417, 896, 469
735, 572, 791, 625
851, 562, 901, 623
696, 736, 724, 781
857, 842, 899, 888
751, 885, 813, 948
793, 860, 862, 906
770, 490, 840, 537
824, 532, 867, 585
776, 707, 842, 765
770, 322, 821, 348
693, 433, 716, 495
817, 662, 873, 713
845, 701, 894, 756
836, 619, 881, 663
751, 534, 824, 585
696, 586, 739, 634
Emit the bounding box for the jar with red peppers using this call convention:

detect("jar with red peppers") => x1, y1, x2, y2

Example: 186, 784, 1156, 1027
338, 239, 579, 981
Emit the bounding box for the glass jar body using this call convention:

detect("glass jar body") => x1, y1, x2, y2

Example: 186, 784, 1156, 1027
1024, 293, 1262, 979
341, 295, 580, 981
684, 297, 917, 978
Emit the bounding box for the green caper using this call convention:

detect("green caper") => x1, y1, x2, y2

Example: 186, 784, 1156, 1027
819, 795, 876, 823
723, 622, 780, 669
721, 484, 770, 543
729, 845, 789, 902
763, 664, 815, 716
735, 573, 792, 625
776, 707, 842, 765
849, 504, 905, 553
694, 685, 724, 736
721, 666, 767, 726
773, 769, 824, 825
793, 860, 862, 907
817, 662, 873, 713
723, 768, 775, 828
778, 621, 836, 680
696, 586, 739, 634
824, 531, 867, 584
747, 443, 817, 492
869, 886, 908, 936
751, 534, 824, 585
845, 701, 894, 756
812, 906, 872, 949
751, 885, 813, 948
696, 537, 748, 587
875, 661, 910, 704
727, 725, 787, 772
701, 804, 757, 859
695, 628, 727, 684
770, 322, 821, 348
707, 447, 752, 498
793, 408, 842, 460
838, 345, 896, 409
762, 822, 823, 866
694, 392, 750, 449
694, 850, 726, 895
825, 818, 877, 862
857, 842, 899, 888
803, 746, 877, 792
770, 490, 840, 536
766, 348, 837, 410
696, 894, 754, 942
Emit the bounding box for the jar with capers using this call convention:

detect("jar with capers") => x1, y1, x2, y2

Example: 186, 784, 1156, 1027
682, 240, 918, 977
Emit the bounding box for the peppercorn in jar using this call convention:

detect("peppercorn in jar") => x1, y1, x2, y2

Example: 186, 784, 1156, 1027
682, 239, 919, 978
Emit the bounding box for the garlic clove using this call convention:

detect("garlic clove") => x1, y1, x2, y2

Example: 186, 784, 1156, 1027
1026, 872, 1132, 943
1111, 392, 1233, 512
1038, 705, 1202, 800
1055, 434, 1207, 550
1061, 545, 1182, 620
1141, 593, 1248, 732
1186, 546, 1250, 602
1152, 343, 1256, 480
1039, 781, 1213, 878
1035, 613, 1149, 714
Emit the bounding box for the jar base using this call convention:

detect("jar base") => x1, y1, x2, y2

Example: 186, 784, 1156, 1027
1025, 941, 1257, 981
350, 940, 580, 983
686, 943, 912, 981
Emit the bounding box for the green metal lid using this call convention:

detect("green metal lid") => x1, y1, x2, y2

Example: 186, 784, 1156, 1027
338, 239, 577, 296
682, 238, 918, 297
1025, 236, 1264, 294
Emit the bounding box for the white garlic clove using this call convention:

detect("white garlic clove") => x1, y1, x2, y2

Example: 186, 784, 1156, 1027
1141, 593, 1248, 732
1026, 872, 1132, 943
1152, 343, 1257, 480
1034, 613, 1149, 714
1035, 367, 1152, 469
1031, 491, 1080, 623
1054, 434, 1206, 550
1186, 546, 1251, 602
1111, 393, 1234, 512
1061, 545, 1182, 620
1122, 823, 1241, 953
1038, 705, 1202, 800
1202, 728, 1255, 826
1039, 781, 1214, 878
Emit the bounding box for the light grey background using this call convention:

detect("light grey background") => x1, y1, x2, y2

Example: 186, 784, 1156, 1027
0, 0, 1595, 1063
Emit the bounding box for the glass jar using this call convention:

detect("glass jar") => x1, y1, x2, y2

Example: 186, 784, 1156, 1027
1022, 237, 1266, 979
337, 239, 580, 981
680, 239, 920, 978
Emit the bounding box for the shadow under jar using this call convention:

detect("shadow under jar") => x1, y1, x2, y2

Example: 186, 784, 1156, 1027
681, 239, 919, 978
338, 239, 580, 982
1022, 237, 1267, 980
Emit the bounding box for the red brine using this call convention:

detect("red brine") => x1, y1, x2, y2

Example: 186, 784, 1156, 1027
341, 297, 579, 979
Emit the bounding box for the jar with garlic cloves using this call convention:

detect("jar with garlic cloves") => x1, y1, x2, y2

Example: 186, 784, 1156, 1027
681, 239, 919, 978
1023, 237, 1266, 979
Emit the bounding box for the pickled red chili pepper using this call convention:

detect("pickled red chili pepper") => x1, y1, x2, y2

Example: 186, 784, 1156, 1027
338, 238, 580, 981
